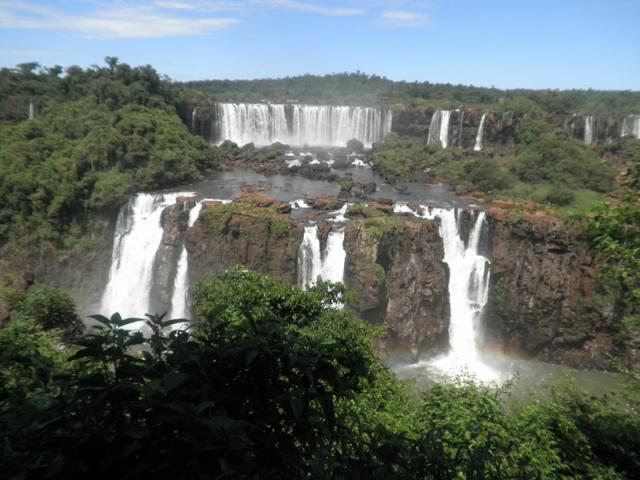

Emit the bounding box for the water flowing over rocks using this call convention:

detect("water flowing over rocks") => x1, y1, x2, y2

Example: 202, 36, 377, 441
191, 102, 392, 148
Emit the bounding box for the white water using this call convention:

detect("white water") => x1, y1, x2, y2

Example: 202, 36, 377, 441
168, 199, 232, 322
298, 204, 348, 289
621, 114, 640, 139
191, 107, 197, 132
28, 102, 35, 120
100, 192, 195, 325
298, 225, 346, 289
473, 113, 487, 151
458, 110, 465, 148
393, 203, 500, 382
216, 103, 392, 148
584, 116, 594, 145
427, 110, 452, 148
290, 199, 311, 209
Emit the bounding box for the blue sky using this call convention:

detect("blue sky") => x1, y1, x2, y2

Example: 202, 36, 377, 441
1, 0, 639, 89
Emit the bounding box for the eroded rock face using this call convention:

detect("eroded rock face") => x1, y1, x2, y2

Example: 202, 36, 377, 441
186, 203, 304, 285
483, 211, 620, 369
343, 216, 449, 358
149, 200, 194, 315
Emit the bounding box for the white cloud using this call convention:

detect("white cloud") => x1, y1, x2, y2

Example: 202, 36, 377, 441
254, 0, 364, 16
0, 2, 238, 39
154, 1, 196, 10
379, 9, 428, 28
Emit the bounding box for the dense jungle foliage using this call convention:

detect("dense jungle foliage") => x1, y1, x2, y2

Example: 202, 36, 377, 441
183, 72, 640, 113
0, 59, 216, 246
1, 268, 639, 479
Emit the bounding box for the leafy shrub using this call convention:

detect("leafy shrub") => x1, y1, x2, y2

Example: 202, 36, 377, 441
545, 187, 575, 206
12, 286, 82, 339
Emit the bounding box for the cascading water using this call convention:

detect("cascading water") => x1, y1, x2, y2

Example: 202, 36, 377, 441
298, 205, 347, 289
473, 113, 487, 151
427, 110, 452, 148
168, 199, 232, 321
393, 202, 499, 382
621, 114, 640, 139
298, 225, 347, 289
298, 224, 322, 288
216, 103, 392, 148
191, 107, 197, 132
100, 192, 194, 324
458, 110, 465, 148
28, 102, 35, 120
584, 116, 594, 145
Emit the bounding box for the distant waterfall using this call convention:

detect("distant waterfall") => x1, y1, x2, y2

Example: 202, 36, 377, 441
101, 192, 194, 323
621, 114, 640, 139
458, 110, 465, 148
215, 103, 392, 148
190, 107, 197, 132
298, 224, 346, 289
473, 114, 487, 151
427, 110, 452, 148
28, 102, 35, 120
394, 203, 498, 382
584, 116, 594, 145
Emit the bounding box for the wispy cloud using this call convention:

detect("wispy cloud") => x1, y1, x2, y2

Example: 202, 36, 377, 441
254, 0, 364, 17
0, 1, 430, 40
379, 9, 429, 28
0, 1, 238, 39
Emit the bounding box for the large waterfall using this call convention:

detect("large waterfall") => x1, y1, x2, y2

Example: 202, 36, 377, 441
215, 103, 392, 148
427, 110, 452, 148
100, 192, 194, 323
473, 113, 487, 152
394, 203, 498, 382
584, 116, 594, 145
621, 114, 640, 139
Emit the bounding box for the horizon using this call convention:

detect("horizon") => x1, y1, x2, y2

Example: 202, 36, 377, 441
1, 0, 639, 90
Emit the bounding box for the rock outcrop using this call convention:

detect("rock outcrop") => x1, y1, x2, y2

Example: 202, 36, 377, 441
186, 198, 304, 285
343, 215, 449, 358
483, 210, 620, 369
150, 199, 194, 314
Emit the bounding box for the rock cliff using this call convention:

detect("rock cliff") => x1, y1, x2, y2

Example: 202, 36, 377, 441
186, 198, 303, 285
343, 214, 449, 357
482, 209, 626, 369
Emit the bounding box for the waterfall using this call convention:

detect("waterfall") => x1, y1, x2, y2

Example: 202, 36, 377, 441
28, 102, 35, 120
215, 103, 392, 148
298, 205, 347, 291
190, 107, 197, 132
298, 225, 322, 288
584, 116, 594, 145
473, 114, 487, 152
167, 202, 204, 321
427, 110, 452, 148
298, 225, 346, 289
168, 199, 232, 321
393, 203, 498, 381
621, 114, 640, 139
458, 110, 465, 148
100, 192, 194, 325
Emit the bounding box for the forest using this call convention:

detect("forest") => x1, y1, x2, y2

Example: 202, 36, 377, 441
183, 72, 640, 113
1, 59, 639, 478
